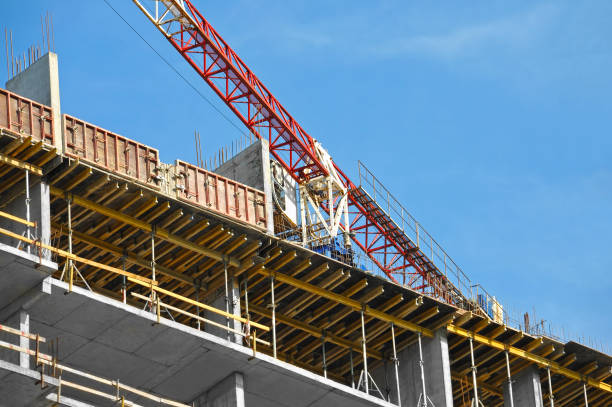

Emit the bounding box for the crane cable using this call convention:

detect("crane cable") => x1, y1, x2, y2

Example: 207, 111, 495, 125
101, 0, 250, 139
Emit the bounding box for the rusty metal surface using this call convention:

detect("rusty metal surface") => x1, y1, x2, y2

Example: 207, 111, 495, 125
175, 159, 267, 230
63, 114, 160, 187
0, 88, 54, 144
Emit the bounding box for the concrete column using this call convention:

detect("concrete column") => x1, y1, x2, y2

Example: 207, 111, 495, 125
0, 179, 51, 260
204, 278, 242, 344
503, 365, 544, 407
373, 329, 453, 407
216, 139, 298, 235
193, 372, 245, 407
6, 52, 63, 154
19, 311, 29, 369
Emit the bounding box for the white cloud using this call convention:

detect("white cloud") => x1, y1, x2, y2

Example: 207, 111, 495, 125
377, 4, 560, 59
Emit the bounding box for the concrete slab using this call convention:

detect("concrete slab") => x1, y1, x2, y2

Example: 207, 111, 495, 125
0, 243, 56, 311
1, 247, 396, 407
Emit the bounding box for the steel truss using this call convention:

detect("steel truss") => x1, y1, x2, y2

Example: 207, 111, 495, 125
132, 0, 467, 306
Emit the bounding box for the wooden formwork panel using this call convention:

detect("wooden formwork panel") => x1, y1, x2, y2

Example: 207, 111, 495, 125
175, 160, 267, 230
63, 114, 160, 187
0, 88, 54, 144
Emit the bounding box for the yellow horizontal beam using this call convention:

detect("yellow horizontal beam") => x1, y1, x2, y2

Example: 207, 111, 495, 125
0, 323, 45, 342
127, 276, 269, 332
0, 210, 36, 227
0, 152, 43, 175
0, 225, 156, 286
254, 268, 434, 337
53, 222, 194, 286
248, 303, 383, 359
50, 186, 241, 268
446, 324, 612, 394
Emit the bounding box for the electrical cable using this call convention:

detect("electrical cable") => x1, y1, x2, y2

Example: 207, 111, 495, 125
101, 0, 250, 138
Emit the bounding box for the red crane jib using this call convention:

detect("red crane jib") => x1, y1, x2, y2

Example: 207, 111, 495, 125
150, 0, 456, 302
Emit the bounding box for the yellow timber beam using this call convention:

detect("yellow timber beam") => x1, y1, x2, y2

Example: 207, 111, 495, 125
248, 303, 383, 360
0, 226, 156, 286
0, 152, 43, 175
52, 222, 194, 286
254, 268, 434, 337
49, 186, 241, 268
446, 324, 612, 394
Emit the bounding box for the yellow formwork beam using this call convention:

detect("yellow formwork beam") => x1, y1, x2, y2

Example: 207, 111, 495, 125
49, 186, 241, 268
254, 268, 434, 337
127, 276, 269, 332
0, 152, 43, 175
446, 324, 612, 394
0, 226, 156, 286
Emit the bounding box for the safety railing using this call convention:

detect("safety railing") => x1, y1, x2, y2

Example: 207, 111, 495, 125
128, 277, 271, 353
0, 323, 190, 406
357, 161, 475, 301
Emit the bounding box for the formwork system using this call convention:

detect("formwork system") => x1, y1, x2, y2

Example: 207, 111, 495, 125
0, 91, 610, 406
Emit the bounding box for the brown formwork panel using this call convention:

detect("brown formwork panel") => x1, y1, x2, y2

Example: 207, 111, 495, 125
0, 87, 54, 144
63, 114, 160, 188
175, 160, 267, 230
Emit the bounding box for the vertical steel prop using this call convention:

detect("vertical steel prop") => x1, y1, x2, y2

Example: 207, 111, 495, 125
223, 258, 230, 341
321, 335, 327, 379
505, 350, 514, 407
469, 338, 479, 407
25, 169, 31, 254
270, 273, 277, 358
583, 383, 589, 407
350, 348, 355, 389
66, 197, 73, 292
150, 229, 156, 304
360, 309, 369, 394
547, 366, 554, 407
417, 332, 427, 407
390, 323, 401, 405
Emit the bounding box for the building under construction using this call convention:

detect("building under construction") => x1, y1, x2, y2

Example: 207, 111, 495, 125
0, 1, 610, 406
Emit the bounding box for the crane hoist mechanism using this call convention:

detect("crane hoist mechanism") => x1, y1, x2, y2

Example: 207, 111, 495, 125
131, 0, 480, 313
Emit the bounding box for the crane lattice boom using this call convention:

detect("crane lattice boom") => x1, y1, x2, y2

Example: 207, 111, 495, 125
132, 0, 470, 308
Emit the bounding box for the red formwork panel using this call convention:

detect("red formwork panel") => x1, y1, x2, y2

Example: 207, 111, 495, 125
63, 114, 160, 187
0, 88, 54, 145
175, 160, 267, 230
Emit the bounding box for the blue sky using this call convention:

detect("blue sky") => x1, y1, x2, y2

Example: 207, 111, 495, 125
3, 1, 611, 351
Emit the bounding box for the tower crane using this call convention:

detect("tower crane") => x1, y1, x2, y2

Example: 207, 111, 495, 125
131, 0, 471, 309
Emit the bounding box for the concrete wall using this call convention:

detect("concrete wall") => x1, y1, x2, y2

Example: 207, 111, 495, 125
6, 52, 63, 154
0, 179, 51, 260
